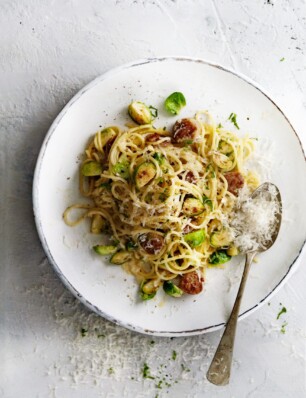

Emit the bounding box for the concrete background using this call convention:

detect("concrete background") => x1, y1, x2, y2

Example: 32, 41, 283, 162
1, 1, 306, 397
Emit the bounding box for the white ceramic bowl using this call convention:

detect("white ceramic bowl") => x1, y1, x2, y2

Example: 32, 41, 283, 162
33, 57, 306, 336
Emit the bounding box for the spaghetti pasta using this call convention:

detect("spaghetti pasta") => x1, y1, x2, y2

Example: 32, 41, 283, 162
63, 111, 259, 299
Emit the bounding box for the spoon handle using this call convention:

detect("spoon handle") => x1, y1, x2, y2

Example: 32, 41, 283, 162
206, 251, 257, 386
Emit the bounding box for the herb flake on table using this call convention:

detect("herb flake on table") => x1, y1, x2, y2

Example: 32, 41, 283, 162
281, 321, 288, 334
277, 306, 287, 319
81, 328, 88, 337
142, 363, 155, 379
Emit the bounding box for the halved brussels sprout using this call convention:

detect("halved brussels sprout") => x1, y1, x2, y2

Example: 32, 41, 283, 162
209, 250, 231, 265
163, 281, 183, 297
212, 152, 234, 171
218, 139, 232, 155
93, 245, 117, 255
140, 279, 161, 300
182, 198, 205, 216
164, 92, 186, 115
110, 250, 132, 265
184, 229, 206, 248
99, 127, 117, 147
128, 101, 153, 125
81, 161, 103, 176
91, 214, 106, 234
112, 156, 130, 179
210, 228, 233, 248
134, 161, 156, 189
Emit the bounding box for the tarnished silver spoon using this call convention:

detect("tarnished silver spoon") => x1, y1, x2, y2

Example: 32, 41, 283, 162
206, 182, 282, 386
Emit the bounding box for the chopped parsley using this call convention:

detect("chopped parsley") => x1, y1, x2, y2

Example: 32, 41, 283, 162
277, 306, 287, 320
281, 321, 288, 334
142, 363, 155, 379
228, 112, 240, 129
81, 328, 88, 337
217, 122, 223, 129
172, 350, 177, 360
181, 363, 190, 372
280, 57, 285, 62
149, 106, 158, 118
108, 367, 115, 374
153, 152, 165, 164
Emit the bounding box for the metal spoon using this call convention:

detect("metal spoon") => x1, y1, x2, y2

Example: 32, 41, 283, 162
206, 182, 282, 386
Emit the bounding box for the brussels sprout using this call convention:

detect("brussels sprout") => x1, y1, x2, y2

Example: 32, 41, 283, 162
227, 245, 239, 256
184, 229, 206, 248
81, 161, 103, 176
163, 281, 183, 297
110, 250, 131, 264
134, 161, 156, 189
209, 250, 231, 265
93, 245, 117, 255
99, 127, 117, 147
164, 92, 186, 115
212, 152, 234, 170
91, 214, 106, 234
112, 156, 130, 179
140, 279, 161, 300
128, 101, 154, 125
210, 228, 233, 248
218, 140, 232, 155
182, 198, 205, 216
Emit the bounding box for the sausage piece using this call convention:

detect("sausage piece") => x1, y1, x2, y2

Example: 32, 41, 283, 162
172, 118, 199, 144
224, 171, 244, 196
185, 171, 197, 183
179, 271, 203, 295
146, 133, 161, 143
138, 232, 164, 255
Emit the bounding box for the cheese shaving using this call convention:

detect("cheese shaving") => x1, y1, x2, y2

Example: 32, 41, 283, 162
230, 185, 280, 252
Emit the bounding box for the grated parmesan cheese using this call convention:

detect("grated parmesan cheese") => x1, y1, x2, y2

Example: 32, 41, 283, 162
230, 184, 280, 252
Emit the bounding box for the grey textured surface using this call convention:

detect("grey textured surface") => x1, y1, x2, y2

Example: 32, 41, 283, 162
1, 1, 306, 397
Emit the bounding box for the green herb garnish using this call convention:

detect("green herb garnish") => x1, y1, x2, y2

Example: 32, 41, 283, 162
153, 152, 165, 164
228, 112, 240, 129
149, 106, 158, 118
281, 321, 288, 334
172, 350, 177, 360
280, 57, 285, 62
277, 306, 287, 320
142, 363, 155, 379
